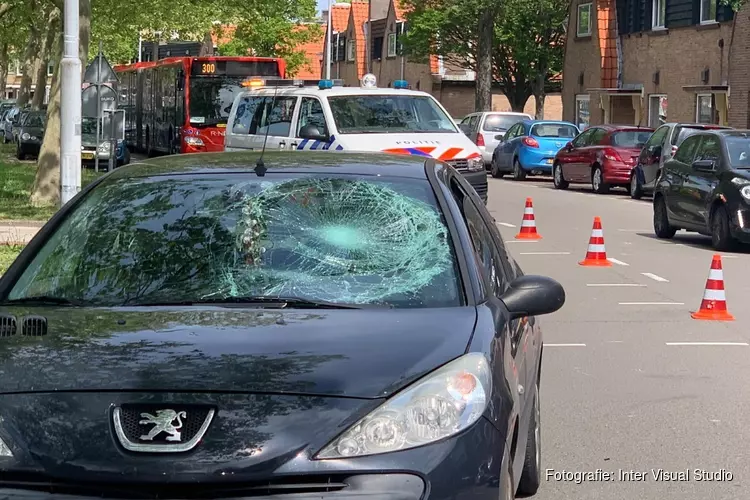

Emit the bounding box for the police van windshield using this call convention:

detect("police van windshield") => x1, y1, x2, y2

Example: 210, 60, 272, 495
328, 95, 458, 134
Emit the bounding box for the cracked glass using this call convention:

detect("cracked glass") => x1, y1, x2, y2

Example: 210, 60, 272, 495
8, 174, 462, 308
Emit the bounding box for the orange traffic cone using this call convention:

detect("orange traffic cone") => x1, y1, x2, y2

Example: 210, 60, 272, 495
691, 254, 734, 321
515, 198, 542, 240
579, 216, 612, 267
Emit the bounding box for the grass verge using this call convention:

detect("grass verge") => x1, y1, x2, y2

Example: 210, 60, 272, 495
0, 143, 103, 221
0, 245, 24, 276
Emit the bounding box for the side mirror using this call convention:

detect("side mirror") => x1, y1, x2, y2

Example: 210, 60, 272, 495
494, 134, 505, 141
299, 124, 328, 142
565, 141, 573, 150
499, 275, 566, 320
692, 159, 716, 172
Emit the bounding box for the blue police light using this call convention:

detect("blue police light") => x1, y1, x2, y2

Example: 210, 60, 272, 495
393, 80, 409, 89
319, 79, 334, 90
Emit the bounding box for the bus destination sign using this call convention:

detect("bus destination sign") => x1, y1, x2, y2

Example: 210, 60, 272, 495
191, 60, 281, 78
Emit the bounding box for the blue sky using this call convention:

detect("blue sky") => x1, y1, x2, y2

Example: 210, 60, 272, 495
316, 0, 329, 15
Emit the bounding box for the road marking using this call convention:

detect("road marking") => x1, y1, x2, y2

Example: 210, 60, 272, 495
675, 243, 686, 247
617, 229, 650, 232
641, 272, 669, 282
586, 283, 646, 287
520, 251, 570, 255
619, 302, 684, 305
497, 222, 516, 228
666, 342, 749, 346
607, 258, 629, 266
507, 240, 539, 243
544, 343, 586, 347
721, 255, 739, 259
607, 340, 624, 343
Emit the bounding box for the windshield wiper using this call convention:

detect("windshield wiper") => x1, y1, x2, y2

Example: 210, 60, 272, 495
1, 295, 84, 307
131, 296, 381, 309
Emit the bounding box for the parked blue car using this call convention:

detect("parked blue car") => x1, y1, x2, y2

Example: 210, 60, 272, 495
490, 120, 579, 180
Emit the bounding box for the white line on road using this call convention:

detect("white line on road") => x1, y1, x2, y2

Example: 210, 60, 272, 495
520, 251, 570, 255
666, 342, 749, 346
497, 222, 516, 228
619, 302, 684, 305
544, 343, 586, 347
641, 272, 669, 282
721, 255, 739, 259
586, 283, 646, 287
607, 258, 629, 266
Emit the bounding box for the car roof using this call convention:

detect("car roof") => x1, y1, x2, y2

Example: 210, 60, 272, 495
587, 124, 654, 131
239, 87, 436, 99
523, 120, 576, 126
105, 152, 433, 181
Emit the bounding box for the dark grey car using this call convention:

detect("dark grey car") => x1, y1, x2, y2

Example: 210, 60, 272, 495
16, 110, 46, 160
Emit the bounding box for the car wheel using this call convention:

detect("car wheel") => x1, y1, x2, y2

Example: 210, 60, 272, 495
517, 382, 541, 496
552, 162, 568, 190
630, 171, 643, 199
491, 158, 504, 178
711, 205, 735, 251
512, 157, 527, 181
591, 166, 609, 194
653, 196, 677, 239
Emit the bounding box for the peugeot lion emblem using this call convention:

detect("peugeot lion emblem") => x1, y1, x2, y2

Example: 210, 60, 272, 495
112, 405, 215, 453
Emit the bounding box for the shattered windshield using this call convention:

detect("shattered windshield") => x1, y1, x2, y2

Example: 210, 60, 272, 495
328, 95, 457, 134
8, 174, 462, 308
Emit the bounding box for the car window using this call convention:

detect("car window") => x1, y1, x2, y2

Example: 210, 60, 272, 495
610, 130, 652, 147
231, 95, 265, 135
572, 128, 594, 147
328, 94, 456, 134
482, 114, 523, 132
673, 135, 701, 164
694, 135, 722, 164
448, 176, 509, 296
296, 97, 328, 137
589, 128, 608, 145
23, 114, 44, 128
725, 136, 750, 169
646, 126, 669, 149
467, 114, 479, 131
504, 124, 520, 140
530, 123, 578, 138
674, 126, 713, 146
7, 174, 463, 309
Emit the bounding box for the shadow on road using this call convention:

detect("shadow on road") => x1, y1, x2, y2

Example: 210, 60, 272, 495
635, 231, 750, 255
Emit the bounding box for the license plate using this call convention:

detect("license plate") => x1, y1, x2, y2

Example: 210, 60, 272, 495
81, 152, 94, 160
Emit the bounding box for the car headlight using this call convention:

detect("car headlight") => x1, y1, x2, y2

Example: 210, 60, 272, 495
741, 186, 750, 201
316, 352, 491, 459
185, 136, 204, 146
20, 133, 29, 141
466, 157, 484, 172
98, 142, 111, 153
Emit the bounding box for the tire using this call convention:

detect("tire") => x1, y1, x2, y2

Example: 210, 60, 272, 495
552, 162, 568, 190
517, 383, 541, 497
711, 205, 735, 251
491, 157, 504, 178
653, 195, 677, 239
630, 171, 643, 199
512, 157, 527, 181
591, 165, 609, 194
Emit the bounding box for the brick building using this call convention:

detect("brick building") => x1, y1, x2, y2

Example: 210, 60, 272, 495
562, 0, 749, 129
3, 59, 53, 102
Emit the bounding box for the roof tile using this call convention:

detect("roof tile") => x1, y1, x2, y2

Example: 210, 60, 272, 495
350, 0, 370, 79
294, 24, 326, 80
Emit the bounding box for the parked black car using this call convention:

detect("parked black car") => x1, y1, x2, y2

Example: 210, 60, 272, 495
15, 110, 45, 160
0, 152, 564, 500
653, 129, 750, 250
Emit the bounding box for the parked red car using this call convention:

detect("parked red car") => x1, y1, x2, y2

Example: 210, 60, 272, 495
552, 125, 654, 194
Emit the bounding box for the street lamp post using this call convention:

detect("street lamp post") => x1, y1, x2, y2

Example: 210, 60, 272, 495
325, 0, 332, 80
60, 0, 82, 205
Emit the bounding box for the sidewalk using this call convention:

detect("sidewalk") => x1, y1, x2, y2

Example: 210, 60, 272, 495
0, 220, 45, 245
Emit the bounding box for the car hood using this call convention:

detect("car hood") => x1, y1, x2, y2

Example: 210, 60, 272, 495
728, 169, 750, 181
0, 306, 477, 398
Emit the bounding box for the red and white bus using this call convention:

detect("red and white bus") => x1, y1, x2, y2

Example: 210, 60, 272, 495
114, 56, 286, 154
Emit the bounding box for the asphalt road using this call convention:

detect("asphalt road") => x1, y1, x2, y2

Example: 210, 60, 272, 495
486, 178, 750, 499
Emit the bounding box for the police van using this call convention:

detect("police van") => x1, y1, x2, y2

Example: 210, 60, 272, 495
224, 74, 488, 202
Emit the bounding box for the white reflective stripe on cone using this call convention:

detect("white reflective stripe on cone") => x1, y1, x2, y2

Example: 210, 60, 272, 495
524, 208, 534, 214
591, 229, 604, 237
702, 289, 727, 301
587, 244, 606, 252
708, 269, 724, 281
521, 220, 536, 227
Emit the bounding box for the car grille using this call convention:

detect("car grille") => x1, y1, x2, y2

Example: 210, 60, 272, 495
118, 404, 212, 445
446, 159, 469, 171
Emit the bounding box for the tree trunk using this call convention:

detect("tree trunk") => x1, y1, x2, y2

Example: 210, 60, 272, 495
0, 42, 8, 99
532, 72, 546, 119
31, 9, 60, 110
475, 9, 494, 112
505, 80, 532, 113
199, 31, 214, 56
17, 25, 41, 107
31, 0, 91, 207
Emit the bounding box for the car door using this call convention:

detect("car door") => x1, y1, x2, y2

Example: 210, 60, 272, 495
683, 134, 723, 228
254, 95, 299, 151
496, 123, 521, 170
561, 128, 595, 181
663, 134, 702, 223
445, 170, 531, 476
638, 125, 670, 187
293, 96, 332, 150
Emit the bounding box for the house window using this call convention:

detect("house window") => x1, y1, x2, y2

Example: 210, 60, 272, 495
387, 32, 397, 57
696, 94, 716, 124
701, 0, 717, 23
652, 0, 666, 28
648, 95, 668, 127
47, 62, 54, 76
372, 36, 383, 60
14, 61, 22, 76
346, 39, 355, 61
577, 3, 592, 37
575, 94, 590, 129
